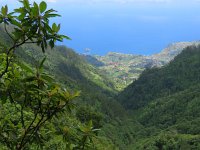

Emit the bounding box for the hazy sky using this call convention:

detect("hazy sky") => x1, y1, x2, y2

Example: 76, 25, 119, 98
1, 0, 200, 55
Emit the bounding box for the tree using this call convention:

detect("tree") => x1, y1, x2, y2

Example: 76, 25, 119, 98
0, 0, 99, 149
0, 0, 69, 79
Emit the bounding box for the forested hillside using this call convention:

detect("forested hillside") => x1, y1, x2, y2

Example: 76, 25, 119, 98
117, 45, 200, 149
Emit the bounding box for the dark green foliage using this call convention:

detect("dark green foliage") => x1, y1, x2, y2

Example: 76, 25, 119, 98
133, 132, 200, 150
139, 84, 200, 130
76, 106, 103, 129
117, 45, 200, 149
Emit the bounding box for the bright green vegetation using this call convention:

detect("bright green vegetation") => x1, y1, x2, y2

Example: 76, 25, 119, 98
0, 0, 200, 149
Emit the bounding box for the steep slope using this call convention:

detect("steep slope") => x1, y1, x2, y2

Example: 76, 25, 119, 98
129, 84, 200, 149
117, 45, 200, 149
84, 41, 200, 90
15, 44, 129, 119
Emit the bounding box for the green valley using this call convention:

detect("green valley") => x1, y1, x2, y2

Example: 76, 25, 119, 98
117, 45, 200, 149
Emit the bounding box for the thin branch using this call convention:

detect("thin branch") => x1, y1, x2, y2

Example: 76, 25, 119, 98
17, 110, 39, 150
19, 102, 66, 149
8, 90, 20, 111
0, 37, 35, 79
18, 113, 45, 150
24, 41, 38, 44
21, 104, 25, 129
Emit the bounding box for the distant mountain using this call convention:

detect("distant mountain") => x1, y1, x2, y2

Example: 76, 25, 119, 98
83, 41, 200, 90
150, 41, 200, 63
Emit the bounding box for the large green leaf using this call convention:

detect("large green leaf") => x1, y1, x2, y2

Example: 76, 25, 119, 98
45, 9, 56, 15
45, 13, 61, 18
52, 23, 57, 32
32, 2, 39, 16
61, 35, 71, 40
39, 1, 47, 14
